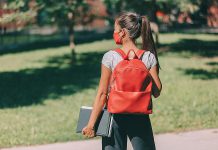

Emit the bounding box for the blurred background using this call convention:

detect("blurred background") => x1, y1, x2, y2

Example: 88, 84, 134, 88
0, 0, 217, 148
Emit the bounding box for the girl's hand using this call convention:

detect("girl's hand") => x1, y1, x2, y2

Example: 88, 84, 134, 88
82, 125, 95, 138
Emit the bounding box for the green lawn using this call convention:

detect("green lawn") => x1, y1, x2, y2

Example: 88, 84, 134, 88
0, 33, 218, 148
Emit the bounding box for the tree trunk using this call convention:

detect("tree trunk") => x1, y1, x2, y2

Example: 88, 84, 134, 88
150, 22, 159, 47
150, 0, 159, 47
68, 12, 76, 63
69, 25, 76, 63
150, 0, 158, 23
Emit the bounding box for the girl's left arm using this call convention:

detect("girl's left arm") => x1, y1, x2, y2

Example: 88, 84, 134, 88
82, 64, 112, 135
149, 65, 162, 98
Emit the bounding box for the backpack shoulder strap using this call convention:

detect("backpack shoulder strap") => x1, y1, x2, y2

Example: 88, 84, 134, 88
136, 50, 146, 60
113, 48, 127, 59
137, 50, 149, 70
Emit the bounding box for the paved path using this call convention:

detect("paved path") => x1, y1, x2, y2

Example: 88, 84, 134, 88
2, 128, 218, 150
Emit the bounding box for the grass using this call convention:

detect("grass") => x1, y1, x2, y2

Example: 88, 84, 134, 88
0, 33, 218, 148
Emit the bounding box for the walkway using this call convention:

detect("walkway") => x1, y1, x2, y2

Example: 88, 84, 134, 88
2, 128, 218, 150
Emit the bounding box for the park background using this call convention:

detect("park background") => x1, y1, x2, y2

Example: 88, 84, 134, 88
0, 0, 218, 148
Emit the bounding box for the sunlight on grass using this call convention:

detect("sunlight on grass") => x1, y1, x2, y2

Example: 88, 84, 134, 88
0, 33, 217, 148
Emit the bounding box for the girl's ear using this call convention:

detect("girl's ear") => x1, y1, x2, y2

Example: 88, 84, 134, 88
121, 28, 126, 38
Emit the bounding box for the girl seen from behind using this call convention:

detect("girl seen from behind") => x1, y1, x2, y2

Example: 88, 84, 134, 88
82, 11, 162, 150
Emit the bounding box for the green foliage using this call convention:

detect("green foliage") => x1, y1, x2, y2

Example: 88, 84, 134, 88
0, 11, 36, 25
36, 0, 92, 26
168, 0, 201, 13
4, 0, 25, 9
103, 0, 148, 15
0, 0, 37, 26
103, 0, 149, 25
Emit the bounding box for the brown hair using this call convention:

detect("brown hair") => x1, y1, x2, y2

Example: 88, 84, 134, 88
115, 12, 160, 72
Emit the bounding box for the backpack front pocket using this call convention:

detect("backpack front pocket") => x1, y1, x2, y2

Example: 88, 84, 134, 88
107, 89, 152, 114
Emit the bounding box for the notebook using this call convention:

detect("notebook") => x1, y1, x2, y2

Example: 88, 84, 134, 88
76, 106, 113, 137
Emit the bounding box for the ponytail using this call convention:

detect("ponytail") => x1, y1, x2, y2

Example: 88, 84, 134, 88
141, 16, 160, 72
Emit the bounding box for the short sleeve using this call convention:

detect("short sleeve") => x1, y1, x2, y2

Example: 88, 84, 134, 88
101, 51, 113, 70
148, 52, 157, 68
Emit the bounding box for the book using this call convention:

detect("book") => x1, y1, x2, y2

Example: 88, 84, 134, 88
76, 106, 113, 137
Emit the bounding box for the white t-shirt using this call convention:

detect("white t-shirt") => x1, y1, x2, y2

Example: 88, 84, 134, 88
101, 49, 157, 71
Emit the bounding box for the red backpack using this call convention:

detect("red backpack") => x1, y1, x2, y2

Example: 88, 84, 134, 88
106, 48, 153, 114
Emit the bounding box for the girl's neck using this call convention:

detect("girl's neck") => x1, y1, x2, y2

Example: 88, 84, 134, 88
121, 40, 139, 53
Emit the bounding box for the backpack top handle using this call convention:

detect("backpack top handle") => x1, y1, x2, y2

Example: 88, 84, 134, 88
125, 49, 139, 60
114, 48, 145, 60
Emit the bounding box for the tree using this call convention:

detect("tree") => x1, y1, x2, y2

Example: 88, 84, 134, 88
103, 0, 148, 24
37, 0, 94, 63
164, 0, 217, 26
103, 0, 159, 46
0, 0, 37, 31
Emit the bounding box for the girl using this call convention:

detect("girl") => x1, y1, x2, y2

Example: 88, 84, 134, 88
82, 12, 162, 150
